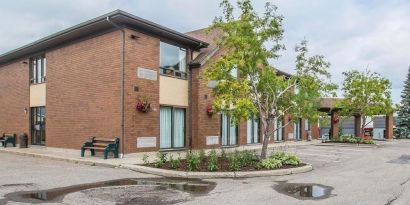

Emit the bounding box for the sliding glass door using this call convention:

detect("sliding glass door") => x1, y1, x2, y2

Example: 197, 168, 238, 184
274, 117, 283, 141
221, 113, 238, 146
247, 118, 259, 144
160, 106, 185, 149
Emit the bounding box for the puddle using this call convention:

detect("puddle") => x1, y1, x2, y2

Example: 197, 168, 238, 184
2, 178, 215, 204
273, 182, 333, 200
388, 155, 410, 164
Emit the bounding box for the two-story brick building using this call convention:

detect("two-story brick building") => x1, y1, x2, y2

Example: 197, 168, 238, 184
0, 10, 319, 155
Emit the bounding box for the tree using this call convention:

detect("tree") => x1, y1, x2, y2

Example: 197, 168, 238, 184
337, 70, 393, 136
396, 67, 410, 138
205, 0, 336, 159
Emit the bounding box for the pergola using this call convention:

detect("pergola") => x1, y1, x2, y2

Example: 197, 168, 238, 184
319, 98, 394, 140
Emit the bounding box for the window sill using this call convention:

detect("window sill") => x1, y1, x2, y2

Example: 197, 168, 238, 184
159, 147, 187, 152
221, 145, 239, 148
246, 143, 261, 146
160, 73, 187, 80
30, 82, 46, 86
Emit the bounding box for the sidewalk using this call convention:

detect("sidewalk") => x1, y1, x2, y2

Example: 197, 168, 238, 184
0, 140, 321, 169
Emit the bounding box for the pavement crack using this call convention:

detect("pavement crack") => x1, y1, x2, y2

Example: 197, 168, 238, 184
385, 188, 404, 205
400, 177, 410, 186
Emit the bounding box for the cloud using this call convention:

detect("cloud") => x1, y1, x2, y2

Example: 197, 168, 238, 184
0, 0, 408, 103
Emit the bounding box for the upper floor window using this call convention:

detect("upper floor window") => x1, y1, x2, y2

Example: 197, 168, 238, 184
160, 42, 187, 79
30, 55, 46, 84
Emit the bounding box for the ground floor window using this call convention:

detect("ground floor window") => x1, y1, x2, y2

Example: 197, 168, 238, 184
160, 106, 185, 149
247, 118, 259, 144
294, 118, 301, 140
31, 106, 46, 145
274, 117, 283, 141
221, 113, 238, 146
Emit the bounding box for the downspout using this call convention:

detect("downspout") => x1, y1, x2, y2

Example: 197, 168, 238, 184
107, 16, 125, 158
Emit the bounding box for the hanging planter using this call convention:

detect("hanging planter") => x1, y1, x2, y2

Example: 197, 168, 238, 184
206, 105, 214, 116
136, 97, 151, 113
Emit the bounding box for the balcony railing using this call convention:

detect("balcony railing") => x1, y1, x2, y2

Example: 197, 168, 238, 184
160, 67, 187, 79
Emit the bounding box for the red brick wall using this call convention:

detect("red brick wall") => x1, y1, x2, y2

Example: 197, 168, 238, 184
0, 60, 30, 139
123, 29, 160, 153
46, 31, 122, 150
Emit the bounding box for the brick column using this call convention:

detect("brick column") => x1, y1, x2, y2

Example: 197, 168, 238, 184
354, 115, 362, 137
385, 113, 394, 140
330, 110, 340, 140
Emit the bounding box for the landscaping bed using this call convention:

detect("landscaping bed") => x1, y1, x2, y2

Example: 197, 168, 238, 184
142, 150, 305, 172
325, 135, 375, 145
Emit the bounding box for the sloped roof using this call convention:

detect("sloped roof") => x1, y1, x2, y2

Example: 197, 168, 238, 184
185, 28, 291, 78
0, 10, 208, 65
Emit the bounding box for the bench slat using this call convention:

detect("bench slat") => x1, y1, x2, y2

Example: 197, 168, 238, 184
92, 143, 111, 147
94, 138, 116, 142
83, 147, 106, 150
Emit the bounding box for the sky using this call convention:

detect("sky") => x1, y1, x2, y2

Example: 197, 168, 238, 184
0, 0, 409, 103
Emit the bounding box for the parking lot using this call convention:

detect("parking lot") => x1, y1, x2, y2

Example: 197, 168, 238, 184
1, 140, 410, 205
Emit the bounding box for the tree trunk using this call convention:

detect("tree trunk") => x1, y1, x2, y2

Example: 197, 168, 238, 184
361, 115, 366, 138
260, 115, 274, 159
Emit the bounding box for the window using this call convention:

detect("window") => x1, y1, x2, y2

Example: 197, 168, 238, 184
247, 118, 259, 144
160, 106, 185, 149
274, 117, 283, 141
221, 113, 238, 146
160, 42, 187, 79
30, 55, 46, 84
305, 119, 311, 131
294, 119, 301, 140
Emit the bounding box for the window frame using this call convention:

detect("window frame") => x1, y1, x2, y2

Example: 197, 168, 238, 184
220, 113, 238, 146
247, 118, 260, 144
159, 105, 186, 149
29, 55, 46, 85
159, 41, 188, 80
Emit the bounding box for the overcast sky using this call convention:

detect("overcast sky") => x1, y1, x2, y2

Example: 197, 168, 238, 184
0, 0, 409, 103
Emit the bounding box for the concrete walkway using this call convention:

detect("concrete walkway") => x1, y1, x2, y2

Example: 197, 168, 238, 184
0, 140, 321, 168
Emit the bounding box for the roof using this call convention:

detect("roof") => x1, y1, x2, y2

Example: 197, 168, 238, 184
185, 28, 292, 78
0, 10, 208, 65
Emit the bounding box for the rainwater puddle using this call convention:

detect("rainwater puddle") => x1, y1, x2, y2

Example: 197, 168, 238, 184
2, 178, 215, 204
273, 182, 333, 200
388, 155, 410, 164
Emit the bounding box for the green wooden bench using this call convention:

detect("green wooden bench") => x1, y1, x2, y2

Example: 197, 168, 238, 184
0, 134, 16, 148
81, 137, 119, 159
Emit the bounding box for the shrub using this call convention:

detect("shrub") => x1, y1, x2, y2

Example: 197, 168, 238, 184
220, 149, 227, 160
142, 154, 150, 165
154, 152, 167, 168
259, 158, 283, 169
199, 149, 206, 162
186, 151, 201, 171
228, 154, 241, 171
169, 154, 181, 169
270, 151, 301, 166
363, 139, 375, 144
208, 150, 218, 171
237, 150, 259, 167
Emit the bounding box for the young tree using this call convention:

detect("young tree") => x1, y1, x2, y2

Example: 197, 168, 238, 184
337, 70, 393, 136
205, 0, 336, 159
396, 67, 410, 138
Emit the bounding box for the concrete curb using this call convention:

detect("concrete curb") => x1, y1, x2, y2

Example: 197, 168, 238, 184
0, 148, 313, 178
316, 143, 380, 148
123, 164, 313, 179
0, 148, 120, 169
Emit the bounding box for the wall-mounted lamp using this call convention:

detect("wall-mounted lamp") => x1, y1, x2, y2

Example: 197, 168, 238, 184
22, 61, 28, 65
130, 34, 140, 39
24, 108, 28, 115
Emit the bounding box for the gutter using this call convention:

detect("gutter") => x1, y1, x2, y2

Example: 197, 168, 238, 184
106, 16, 125, 158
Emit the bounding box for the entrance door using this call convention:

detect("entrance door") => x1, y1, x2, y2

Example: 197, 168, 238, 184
31, 107, 46, 145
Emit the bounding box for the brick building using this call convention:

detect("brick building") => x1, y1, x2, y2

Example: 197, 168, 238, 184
0, 10, 319, 155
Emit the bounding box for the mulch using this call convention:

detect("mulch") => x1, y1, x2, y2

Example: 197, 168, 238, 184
145, 158, 305, 172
